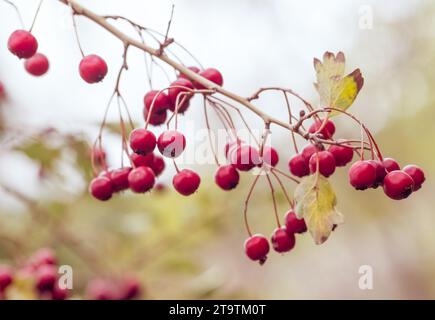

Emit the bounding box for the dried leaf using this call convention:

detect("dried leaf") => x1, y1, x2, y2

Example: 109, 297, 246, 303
294, 174, 344, 244
314, 51, 364, 116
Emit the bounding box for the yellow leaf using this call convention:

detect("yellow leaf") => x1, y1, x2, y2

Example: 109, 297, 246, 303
314, 52, 364, 116
294, 175, 344, 245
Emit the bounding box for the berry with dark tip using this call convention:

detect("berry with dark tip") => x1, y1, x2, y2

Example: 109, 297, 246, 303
157, 130, 186, 158
368, 160, 387, 188
24, 53, 49, 76
35, 265, 57, 292
0, 266, 13, 291
382, 158, 400, 173
8, 30, 38, 59
383, 170, 415, 200
348, 160, 377, 190
285, 211, 307, 234
244, 234, 270, 264
289, 154, 310, 177
128, 167, 155, 193
89, 177, 113, 201
129, 129, 156, 155
403, 165, 425, 191
215, 165, 240, 190
110, 167, 132, 192
271, 227, 295, 253
79, 54, 108, 83
173, 169, 201, 196
143, 108, 167, 126
309, 150, 336, 177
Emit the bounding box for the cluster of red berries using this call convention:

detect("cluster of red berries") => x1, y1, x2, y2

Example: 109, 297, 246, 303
85, 276, 141, 300
89, 66, 225, 199
0, 248, 68, 300
7, 30, 49, 76
287, 119, 425, 200
244, 211, 308, 264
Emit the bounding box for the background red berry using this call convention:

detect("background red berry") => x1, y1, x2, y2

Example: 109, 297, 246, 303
194, 68, 223, 89
308, 119, 336, 139
382, 158, 400, 173
328, 143, 354, 167
403, 165, 425, 191
24, 53, 49, 76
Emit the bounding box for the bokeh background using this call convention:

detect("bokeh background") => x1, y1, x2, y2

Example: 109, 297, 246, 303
0, 0, 434, 299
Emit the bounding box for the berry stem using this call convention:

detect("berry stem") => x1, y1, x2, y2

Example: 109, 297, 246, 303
265, 174, 281, 228
243, 172, 263, 237
29, 0, 44, 33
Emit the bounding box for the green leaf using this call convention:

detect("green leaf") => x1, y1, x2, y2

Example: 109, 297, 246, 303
294, 174, 344, 245
314, 51, 364, 116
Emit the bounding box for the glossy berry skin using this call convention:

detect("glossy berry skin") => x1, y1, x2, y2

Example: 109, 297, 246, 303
308, 119, 336, 139
130, 153, 154, 168
289, 154, 310, 178
128, 167, 155, 193
244, 235, 270, 264
143, 108, 167, 126
194, 68, 224, 89
24, 53, 49, 76
173, 169, 201, 196
309, 151, 336, 177
328, 143, 353, 167
89, 177, 113, 201
35, 265, 57, 292
285, 211, 307, 234
144, 90, 171, 115
215, 165, 240, 191
129, 129, 156, 155
8, 30, 38, 59
109, 167, 132, 192
301, 144, 324, 163
271, 228, 295, 253
157, 130, 186, 158
382, 158, 400, 173
262, 146, 279, 167
150, 155, 165, 177
383, 171, 415, 200
0, 266, 13, 291
178, 66, 200, 80
79, 55, 108, 83
168, 79, 194, 113
403, 165, 425, 191
348, 160, 377, 190
231, 145, 260, 171
368, 160, 387, 188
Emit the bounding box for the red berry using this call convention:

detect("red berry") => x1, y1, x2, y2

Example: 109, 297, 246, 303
262, 146, 279, 167
143, 108, 167, 126
173, 169, 201, 196
91, 146, 106, 167
89, 177, 113, 201
328, 143, 353, 167
109, 167, 132, 192
194, 68, 224, 89
51, 282, 68, 300
150, 154, 165, 177
0, 265, 13, 291
382, 158, 400, 173
8, 30, 38, 59
284, 211, 307, 234
271, 227, 295, 253
79, 54, 108, 83
288, 154, 310, 178
308, 119, 336, 139
35, 265, 57, 292
86, 279, 117, 300
231, 145, 260, 171
130, 153, 154, 168
403, 165, 425, 191
144, 90, 171, 115
309, 150, 336, 177
348, 160, 377, 190
244, 235, 270, 264
118, 277, 141, 300
301, 144, 324, 162
178, 66, 200, 80
224, 139, 242, 160
215, 165, 240, 190
368, 160, 387, 188
24, 53, 49, 76
157, 130, 186, 158
28, 248, 57, 269
168, 79, 194, 113
128, 167, 155, 193
383, 170, 414, 200
129, 129, 156, 155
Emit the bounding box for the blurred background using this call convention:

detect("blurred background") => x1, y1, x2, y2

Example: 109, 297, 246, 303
0, 0, 434, 299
